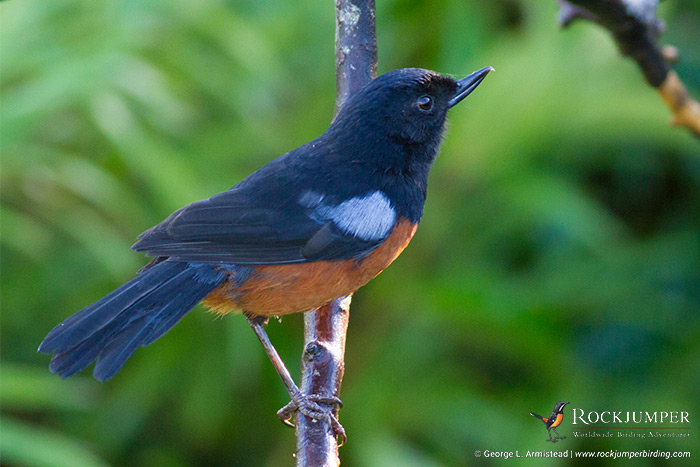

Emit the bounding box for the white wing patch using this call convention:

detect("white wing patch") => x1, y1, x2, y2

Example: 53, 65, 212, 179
300, 190, 396, 241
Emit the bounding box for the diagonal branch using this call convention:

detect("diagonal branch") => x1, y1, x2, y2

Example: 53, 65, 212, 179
558, 0, 700, 138
294, 1, 377, 466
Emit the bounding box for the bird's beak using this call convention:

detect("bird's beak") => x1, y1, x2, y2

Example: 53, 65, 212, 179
448, 66, 494, 108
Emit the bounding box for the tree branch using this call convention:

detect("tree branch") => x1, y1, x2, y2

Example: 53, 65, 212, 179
294, 1, 377, 466
295, 297, 351, 466
334, 0, 378, 117
558, 0, 700, 137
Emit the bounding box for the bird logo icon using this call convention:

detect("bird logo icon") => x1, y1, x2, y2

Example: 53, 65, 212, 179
529, 401, 569, 443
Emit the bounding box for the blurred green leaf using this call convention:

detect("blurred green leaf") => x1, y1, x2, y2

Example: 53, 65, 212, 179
1, 0, 698, 465
1, 365, 98, 412
0, 418, 107, 467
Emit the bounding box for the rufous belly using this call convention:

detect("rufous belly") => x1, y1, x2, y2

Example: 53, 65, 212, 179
202, 218, 417, 316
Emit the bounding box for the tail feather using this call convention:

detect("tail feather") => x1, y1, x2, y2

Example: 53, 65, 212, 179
92, 314, 163, 382
39, 261, 189, 354
93, 272, 221, 381
141, 288, 207, 346
530, 412, 548, 423
39, 261, 226, 381
49, 324, 116, 378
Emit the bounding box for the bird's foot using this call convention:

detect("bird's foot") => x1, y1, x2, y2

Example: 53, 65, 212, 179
546, 438, 558, 443
556, 435, 567, 440
278, 394, 346, 445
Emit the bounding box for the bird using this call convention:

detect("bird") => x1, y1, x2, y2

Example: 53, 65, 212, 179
39, 66, 492, 431
530, 401, 570, 442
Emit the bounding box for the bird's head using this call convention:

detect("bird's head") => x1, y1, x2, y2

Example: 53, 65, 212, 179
323, 66, 492, 218
332, 66, 492, 150
555, 401, 570, 413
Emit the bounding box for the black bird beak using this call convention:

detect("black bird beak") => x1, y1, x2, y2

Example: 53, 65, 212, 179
448, 66, 494, 108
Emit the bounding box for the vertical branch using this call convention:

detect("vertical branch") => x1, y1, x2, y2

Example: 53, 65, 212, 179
334, 0, 378, 117
295, 297, 351, 466
294, 1, 377, 466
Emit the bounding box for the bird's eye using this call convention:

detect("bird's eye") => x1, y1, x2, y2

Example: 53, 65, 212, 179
416, 95, 433, 112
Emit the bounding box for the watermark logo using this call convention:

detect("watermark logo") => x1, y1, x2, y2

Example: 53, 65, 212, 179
572, 409, 689, 425
529, 401, 569, 443
570, 407, 690, 440
471, 402, 692, 460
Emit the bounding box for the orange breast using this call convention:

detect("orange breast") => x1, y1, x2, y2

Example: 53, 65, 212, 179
551, 413, 563, 428
202, 218, 417, 317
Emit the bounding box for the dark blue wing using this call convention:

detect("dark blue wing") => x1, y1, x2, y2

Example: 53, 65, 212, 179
131, 148, 395, 265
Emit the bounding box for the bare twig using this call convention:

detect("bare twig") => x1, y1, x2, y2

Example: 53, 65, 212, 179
558, 0, 700, 138
294, 1, 377, 465
658, 72, 700, 136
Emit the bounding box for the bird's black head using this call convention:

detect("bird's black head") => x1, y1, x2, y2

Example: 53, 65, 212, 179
333, 67, 490, 147
321, 66, 491, 222
329, 67, 491, 167
555, 402, 570, 413
356, 68, 460, 146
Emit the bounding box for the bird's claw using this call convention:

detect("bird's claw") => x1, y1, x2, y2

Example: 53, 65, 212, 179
277, 394, 346, 445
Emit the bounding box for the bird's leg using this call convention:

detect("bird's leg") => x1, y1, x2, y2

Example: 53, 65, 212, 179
246, 315, 345, 442
553, 428, 566, 440
546, 430, 557, 443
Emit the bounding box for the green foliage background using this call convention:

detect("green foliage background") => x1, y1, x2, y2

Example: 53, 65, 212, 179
2, 1, 699, 465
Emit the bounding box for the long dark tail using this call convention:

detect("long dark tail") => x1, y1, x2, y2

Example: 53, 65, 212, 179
39, 261, 226, 382
529, 412, 547, 424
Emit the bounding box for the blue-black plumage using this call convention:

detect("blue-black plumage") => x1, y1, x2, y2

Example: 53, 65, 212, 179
39, 66, 492, 381
40, 261, 227, 381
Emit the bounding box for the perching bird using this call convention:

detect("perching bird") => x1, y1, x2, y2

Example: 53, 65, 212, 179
39, 66, 492, 429
530, 401, 570, 442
